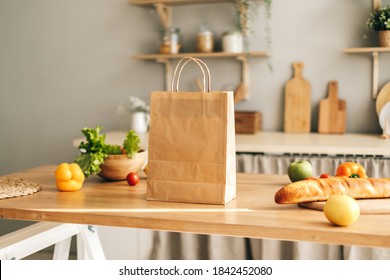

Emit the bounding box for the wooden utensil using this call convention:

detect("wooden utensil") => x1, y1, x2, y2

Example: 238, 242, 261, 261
318, 81, 346, 134
234, 83, 247, 103
234, 56, 249, 103
299, 198, 390, 214
284, 62, 311, 133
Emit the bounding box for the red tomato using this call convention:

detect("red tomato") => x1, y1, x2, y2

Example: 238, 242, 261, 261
126, 172, 140, 186
319, 173, 330, 179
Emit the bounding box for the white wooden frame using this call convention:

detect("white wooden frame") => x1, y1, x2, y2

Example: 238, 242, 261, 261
0, 222, 105, 260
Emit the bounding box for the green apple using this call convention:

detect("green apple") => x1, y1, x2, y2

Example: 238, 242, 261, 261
287, 160, 313, 182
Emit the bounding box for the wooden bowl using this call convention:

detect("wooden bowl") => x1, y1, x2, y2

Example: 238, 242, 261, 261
98, 150, 147, 181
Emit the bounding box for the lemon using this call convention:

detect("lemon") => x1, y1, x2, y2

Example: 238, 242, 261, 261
323, 195, 360, 226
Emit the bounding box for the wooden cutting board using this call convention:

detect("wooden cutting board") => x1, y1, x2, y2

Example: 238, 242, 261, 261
299, 198, 390, 214
318, 81, 346, 134
284, 62, 311, 133
376, 81, 390, 115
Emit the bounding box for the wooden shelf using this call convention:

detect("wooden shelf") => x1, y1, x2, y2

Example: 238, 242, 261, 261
132, 51, 268, 60
343, 47, 390, 53
132, 51, 267, 94
128, 0, 233, 5
343, 47, 390, 99
129, 0, 267, 101
341, 2, 390, 100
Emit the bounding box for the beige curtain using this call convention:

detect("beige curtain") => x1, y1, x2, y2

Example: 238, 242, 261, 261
148, 154, 390, 260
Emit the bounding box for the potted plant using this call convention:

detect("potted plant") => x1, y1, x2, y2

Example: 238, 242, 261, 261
117, 96, 150, 133
367, 5, 390, 47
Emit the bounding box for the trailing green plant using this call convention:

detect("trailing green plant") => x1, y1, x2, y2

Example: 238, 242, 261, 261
263, 0, 273, 72
367, 5, 390, 30
236, 0, 257, 51
235, 0, 273, 71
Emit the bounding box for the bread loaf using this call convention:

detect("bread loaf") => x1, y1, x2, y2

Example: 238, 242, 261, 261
274, 177, 390, 204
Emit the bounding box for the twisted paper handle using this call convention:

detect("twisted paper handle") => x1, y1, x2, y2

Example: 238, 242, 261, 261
171, 56, 211, 93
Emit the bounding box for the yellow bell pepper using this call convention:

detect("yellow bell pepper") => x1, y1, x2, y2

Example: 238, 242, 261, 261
55, 163, 85, 191
335, 162, 367, 178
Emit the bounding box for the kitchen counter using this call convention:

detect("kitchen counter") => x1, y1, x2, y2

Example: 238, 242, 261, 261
235, 132, 390, 157
73, 131, 390, 157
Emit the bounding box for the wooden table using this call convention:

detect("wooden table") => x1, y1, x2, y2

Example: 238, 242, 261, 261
1, 165, 390, 250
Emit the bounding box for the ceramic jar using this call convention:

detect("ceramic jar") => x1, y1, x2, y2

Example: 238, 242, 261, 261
222, 31, 243, 53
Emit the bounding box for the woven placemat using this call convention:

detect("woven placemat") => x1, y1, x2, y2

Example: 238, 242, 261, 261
0, 177, 42, 199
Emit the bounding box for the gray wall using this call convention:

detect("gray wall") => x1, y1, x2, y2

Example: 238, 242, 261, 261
1, 0, 389, 177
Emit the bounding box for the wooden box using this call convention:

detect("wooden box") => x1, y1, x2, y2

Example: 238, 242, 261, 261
235, 111, 262, 134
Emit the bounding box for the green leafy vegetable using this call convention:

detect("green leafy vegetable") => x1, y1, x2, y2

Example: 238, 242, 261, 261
75, 152, 106, 178
75, 126, 107, 177
74, 126, 141, 177
123, 130, 141, 158
103, 144, 122, 155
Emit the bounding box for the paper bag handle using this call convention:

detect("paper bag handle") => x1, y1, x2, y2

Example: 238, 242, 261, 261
171, 57, 211, 93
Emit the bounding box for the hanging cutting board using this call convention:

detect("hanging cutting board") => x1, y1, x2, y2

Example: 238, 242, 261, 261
299, 198, 390, 214
318, 81, 346, 134
376, 81, 390, 115
284, 62, 311, 133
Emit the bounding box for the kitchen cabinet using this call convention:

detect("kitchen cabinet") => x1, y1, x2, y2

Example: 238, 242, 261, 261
128, 0, 269, 102
343, 0, 390, 99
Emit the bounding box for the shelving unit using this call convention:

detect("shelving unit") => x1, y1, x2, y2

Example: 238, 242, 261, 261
343, 47, 390, 53
132, 51, 267, 60
342, 0, 389, 99
132, 52, 267, 96
343, 47, 390, 99
129, 0, 235, 32
129, 0, 232, 4
129, 0, 268, 101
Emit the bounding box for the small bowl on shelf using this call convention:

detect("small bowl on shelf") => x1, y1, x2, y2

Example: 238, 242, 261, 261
98, 150, 147, 181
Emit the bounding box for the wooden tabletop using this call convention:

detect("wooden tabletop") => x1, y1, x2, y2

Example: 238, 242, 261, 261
1, 165, 390, 248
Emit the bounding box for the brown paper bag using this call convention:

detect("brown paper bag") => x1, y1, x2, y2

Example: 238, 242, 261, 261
146, 57, 236, 205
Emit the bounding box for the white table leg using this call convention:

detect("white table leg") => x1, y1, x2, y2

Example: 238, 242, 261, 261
76, 225, 106, 260
0, 222, 106, 260
0, 222, 78, 260
53, 236, 72, 260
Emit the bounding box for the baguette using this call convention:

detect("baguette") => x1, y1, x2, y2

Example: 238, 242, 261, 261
274, 177, 390, 204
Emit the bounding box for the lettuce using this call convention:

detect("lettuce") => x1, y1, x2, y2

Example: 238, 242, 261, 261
103, 144, 122, 155
123, 130, 141, 158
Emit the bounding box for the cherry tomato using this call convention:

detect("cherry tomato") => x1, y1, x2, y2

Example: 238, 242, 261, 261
126, 172, 139, 186
319, 173, 330, 179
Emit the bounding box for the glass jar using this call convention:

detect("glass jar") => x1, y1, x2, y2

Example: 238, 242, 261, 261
196, 23, 214, 53
159, 27, 182, 54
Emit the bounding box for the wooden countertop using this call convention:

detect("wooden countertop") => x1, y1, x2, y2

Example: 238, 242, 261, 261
1, 165, 390, 248
235, 132, 390, 156
73, 131, 390, 157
